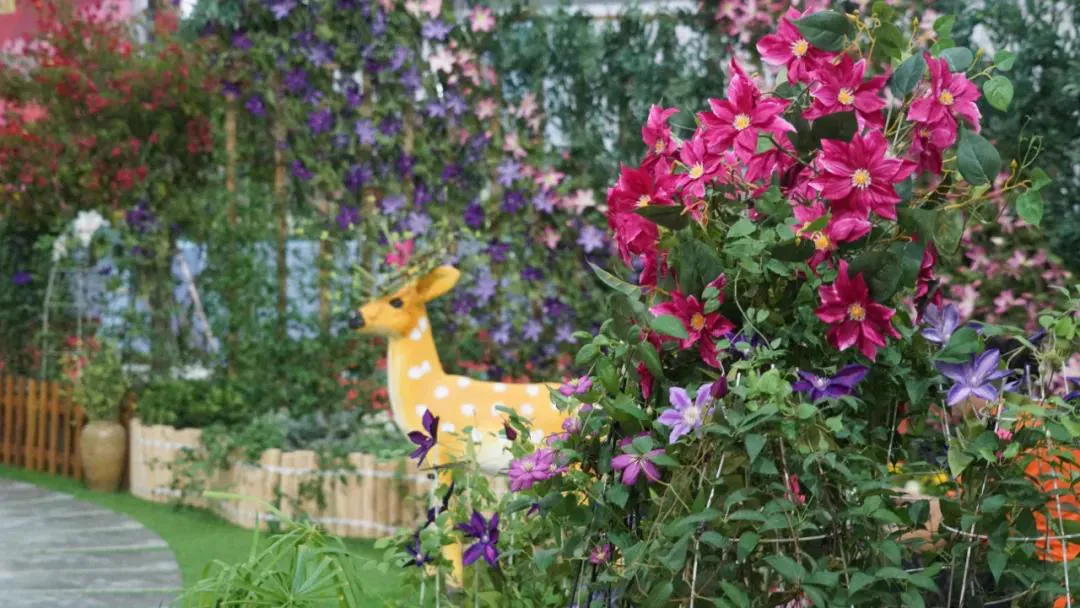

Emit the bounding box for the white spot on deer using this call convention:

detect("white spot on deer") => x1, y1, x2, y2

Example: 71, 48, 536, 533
521, 404, 534, 417
415, 405, 429, 416
418, 317, 429, 332
461, 404, 476, 416
434, 385, 450, 400
526, 386, 540, 397
407, 361, 431, 380
441, 423, 456, 433
457, 377, 471, 388
494, 383, 507, 393
529, 429, 545, 444
409, 327, 423, 341
470, 429, 483, 443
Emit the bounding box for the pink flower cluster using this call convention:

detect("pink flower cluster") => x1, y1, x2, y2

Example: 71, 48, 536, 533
507, 447, 567, 492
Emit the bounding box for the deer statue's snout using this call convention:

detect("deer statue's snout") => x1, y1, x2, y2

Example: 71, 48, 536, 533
348, 310, 365, 330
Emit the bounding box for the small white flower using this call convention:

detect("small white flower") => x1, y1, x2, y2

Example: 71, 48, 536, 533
72, 211, 107, 247
51, 238, 67, 262
175, 364, 212, 381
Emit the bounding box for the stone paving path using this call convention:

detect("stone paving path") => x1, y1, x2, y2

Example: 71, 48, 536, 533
0, 478, 181, 607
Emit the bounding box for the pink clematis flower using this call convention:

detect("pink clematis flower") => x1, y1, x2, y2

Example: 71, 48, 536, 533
649, 287, 734, 368
470, 6, 495, 32
606, 165, 672, 263
815, 260, 901, 360
908, 120, 955, 175
642, 105, 680, 158
535, 168, 565, 191
502, 132, 526, 159
698, 60, 794, 161
676, 136, 723, 199
793, 200, 837, 268
907, 53, 981, 134
803, 54, 888, 130
811, 131, 916, 220
386, 240, 415, 269
474, 98, 497, 120
756, 8, 832, 83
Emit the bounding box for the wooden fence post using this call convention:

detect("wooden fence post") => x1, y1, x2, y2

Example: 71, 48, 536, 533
2, 376, 13, 464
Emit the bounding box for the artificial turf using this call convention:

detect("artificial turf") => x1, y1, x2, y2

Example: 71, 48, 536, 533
0, 465, 402, 599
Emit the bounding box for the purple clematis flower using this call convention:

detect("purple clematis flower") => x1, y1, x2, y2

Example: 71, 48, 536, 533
496, 159, 522, 187
492, 323, 511, 345
232, 33, 253, 50
936, 349, 1012, 407
589, 544, 612, 565
577, 225, 606, 253
344, 164, 370, 192
1064, 377, 1080, 401
336, 206, 360, 230
404, 532, 431, 568
12, 271, 31, 286
389, 45, 411, 71
555, 323, 577, 344
457, 511, 500, 567
508, 448, 566, 491
269, 0, 297, 20
657, 383, 715, 444
464, 202, 485, 228
611, 446, 665, 485
559, 376, 592, 397
355, 120, 377, 146
381, 194, 406, 215
502, 190, 526, 214
921, 303, 962, 345
308, 108, 334, 134
290, 160, 313, 181
522, 320, 543, 342
406, 211, 431, 235
532, 191, 556, 213
283, 68, 308, 95
521, 267, 543, 281
445, 92, 468, 116
400, 66, 422, 92
422, 19, 453, 41
407, 410, 439, 466
792, 365, 869, 402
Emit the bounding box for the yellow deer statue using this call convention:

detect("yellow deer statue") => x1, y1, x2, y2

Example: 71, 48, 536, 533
350, 265, 570, 581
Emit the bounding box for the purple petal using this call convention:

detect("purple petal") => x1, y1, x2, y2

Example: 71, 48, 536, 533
668, 424, 689, 444
971, 383, 999, 402
462, 543, 483, 566
641, 460, 662, 483
407, 431, 428, 446
657, 409, 684, 427
832, 364, 869, 388
422, 410, 435, 431
935, 361, 967, 383
973, 349, 1002, 381
622, 461, 641, 485
947, 383, 972, 407
483, 544, 499, 567
695, 383, 715, 408
668, 387, 691, 410
611, 454, 635, 470
943, 304, 961, 334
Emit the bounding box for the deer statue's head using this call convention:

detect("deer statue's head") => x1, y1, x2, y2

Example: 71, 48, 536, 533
349, 265, 460, 338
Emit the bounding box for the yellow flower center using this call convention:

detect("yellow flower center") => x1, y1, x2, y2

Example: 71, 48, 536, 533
523, 461, 535, 472
688, 163, 704, 180
732, 113, 752, 131
690, 313, 706, 331
636, 194, 651, 208
811, 231, 832, 251
938, 90, 955, 106
851, 169, 872, 189
837, 88, 855, 106
919, 128, 930, 138
791, 38, 809, 57
847, 303, 866, 321
655, 139, 666, 153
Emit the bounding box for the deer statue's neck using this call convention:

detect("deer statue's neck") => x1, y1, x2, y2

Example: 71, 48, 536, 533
386, 310, 445, 433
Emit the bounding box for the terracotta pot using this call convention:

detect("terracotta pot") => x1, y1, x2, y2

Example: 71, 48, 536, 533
80, 420, 126, 492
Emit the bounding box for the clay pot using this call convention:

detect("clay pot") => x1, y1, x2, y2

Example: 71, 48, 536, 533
80, 420, 126, 492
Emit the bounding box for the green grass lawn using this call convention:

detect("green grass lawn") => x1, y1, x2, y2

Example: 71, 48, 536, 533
0, 465, 404, 600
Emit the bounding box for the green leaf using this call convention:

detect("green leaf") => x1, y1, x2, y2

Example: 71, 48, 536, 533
575, 344, 600, 367
1016, 189, 1044, 226
900, 589, 926, 608
736, 532, 758, 561
983, 75, 1014, 111
533, 548, 558, 573
700, 531, 727, 548
771, 240, 814, 262
873, 22, 906, 61
849, 571, 874, 594
940, 47, 974, 71
933, 209, 966, 255
608, 394, 649, 421
947, 446, 974, 478
994, 50, 1017, 70
811, 111, 858, 143
957, 129, 1001, 186
651, 315, 689, 340
719, 582, 750, 608
650, 452, 681, 468
933, 14, 956, 37
589, 262, 641, 297
636, 204, 689, 230
745, 433, 766, 463
897, 206, 938, 240
764, 554, 806, 583
607, 484, 629, 508
661, 534, 690, 571
727, 218, 757, 239
1029, 167, 1052, 191
793, 11, 855, 52
644, 581, 674, 607
631, 435, 655, 454
636, 343, 664, 379
890, 53, 928, 98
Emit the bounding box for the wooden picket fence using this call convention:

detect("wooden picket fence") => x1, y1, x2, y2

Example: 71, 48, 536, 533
129, 419, 510, 538
0, 375, 87, 479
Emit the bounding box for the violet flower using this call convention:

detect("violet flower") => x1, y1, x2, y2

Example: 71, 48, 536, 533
1064, 377, 1079, 402
232, 33, 253, 50
496, 159, 522, 187
307, 108, 334, 134
657, 383, 714, 444
421, 19, 452, 41
792, 365, 869, 402
577, 225, 607, 253
380, 194, 406, 215
290, 160, 313, 181
473, 274, 497, 304
336, 206, 360, 230
588, 544, 611, 565
407, 410, 439, 466
405, 211, 431, 235
611, 446, 664, 485
921, 303, 962, 345
343, 164, 370, 192
12, 271, 31, 286
559, 376, 592, 397
244, 95, 266, 117
269, 0, 296, 20
354, 120, 377, 146
457, 511, 500, 567
283, 68, 308, 94
522, 320, 543, 342
464, 202, 485, 228
399, 66, 422, 92
404, 532, 431, 568
936, 349, 1012, 407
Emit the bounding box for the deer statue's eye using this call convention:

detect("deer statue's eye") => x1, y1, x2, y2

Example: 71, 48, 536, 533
390, 297, 404, 309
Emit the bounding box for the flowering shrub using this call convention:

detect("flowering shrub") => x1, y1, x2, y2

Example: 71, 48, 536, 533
372, 5, 1079, 607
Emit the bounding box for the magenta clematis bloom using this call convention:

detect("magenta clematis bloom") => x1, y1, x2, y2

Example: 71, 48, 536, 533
559, 376, 592, 397
407, 410, 439, 466
606, 163, 676, 264
698, 60, 794, 161
908, 120, 955, 175
676, 136, 723, 198
457, 511, 500, 568
589, 543, 612, 565
611, 446, 665, 485
756, 8, 832, 83
803, 54, 888, 130
642, 105, 680, 157
936, 349, 1012, 406
507, 448, 567, 492
657, 383, 715, 443
908, 53, 982, 134
811, 131, 916, 220
921, 302, 962, 345
815, 261, 901, 361
792, 365, 869, 401
650, 289, 734, 368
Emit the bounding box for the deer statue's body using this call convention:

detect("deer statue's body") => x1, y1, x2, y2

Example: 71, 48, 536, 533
351, 266, 570, 581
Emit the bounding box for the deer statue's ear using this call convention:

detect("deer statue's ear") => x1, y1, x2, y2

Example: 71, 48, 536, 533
415, 266, 460, 302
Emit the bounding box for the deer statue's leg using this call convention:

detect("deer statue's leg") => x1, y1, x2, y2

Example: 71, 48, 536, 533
433, 457, 465, 588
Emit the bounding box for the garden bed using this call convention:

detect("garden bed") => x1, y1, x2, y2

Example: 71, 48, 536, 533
129, 418, 509, 538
